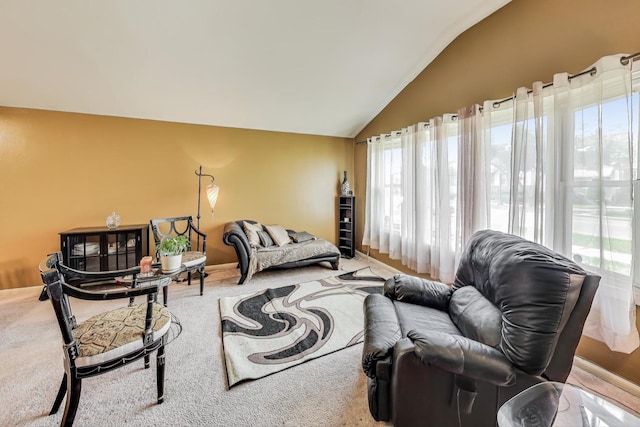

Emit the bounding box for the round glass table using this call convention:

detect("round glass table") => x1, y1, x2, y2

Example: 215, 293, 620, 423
497, 381, 640, 427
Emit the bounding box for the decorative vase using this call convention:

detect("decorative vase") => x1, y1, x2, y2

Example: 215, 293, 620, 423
106, 211, 121, 229
341, 171, 352, 196
160, 254, 183, 273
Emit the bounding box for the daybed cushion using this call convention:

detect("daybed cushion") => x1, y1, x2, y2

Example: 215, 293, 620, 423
243, 221, 263, 247
257, 230, 274, 247
265, 224, 291, 247
289, 231, 317, 243
254, 238, 340, 273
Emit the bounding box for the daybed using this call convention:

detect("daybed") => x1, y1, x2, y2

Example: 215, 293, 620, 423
222, 220, 341, 284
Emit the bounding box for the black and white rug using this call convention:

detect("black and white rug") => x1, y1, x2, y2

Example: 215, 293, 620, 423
219, 268, 385, 387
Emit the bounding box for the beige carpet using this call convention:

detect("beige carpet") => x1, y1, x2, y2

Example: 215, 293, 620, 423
1, 257, 393, 427
1, 255, 638, 426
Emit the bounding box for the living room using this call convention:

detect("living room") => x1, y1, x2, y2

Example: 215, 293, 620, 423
2, 0, 640, 426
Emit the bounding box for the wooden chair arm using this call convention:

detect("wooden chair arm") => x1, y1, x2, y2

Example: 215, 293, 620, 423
61, 281, 159, 301
190, 225, 207, 239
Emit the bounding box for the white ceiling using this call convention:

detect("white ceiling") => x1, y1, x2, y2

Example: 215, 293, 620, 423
0, 1, 510, 138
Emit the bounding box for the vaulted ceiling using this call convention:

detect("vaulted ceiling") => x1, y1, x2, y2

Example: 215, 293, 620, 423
0, 1, 510, 138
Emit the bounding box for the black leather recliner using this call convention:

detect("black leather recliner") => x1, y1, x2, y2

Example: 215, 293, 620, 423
362, 230, 600, 427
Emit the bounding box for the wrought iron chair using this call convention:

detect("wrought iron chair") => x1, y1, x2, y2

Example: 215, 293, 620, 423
149, 216, 207, 296
40, 252, 181, 427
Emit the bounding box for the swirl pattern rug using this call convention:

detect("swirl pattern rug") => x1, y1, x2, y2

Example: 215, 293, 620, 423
219, 268, 385, 387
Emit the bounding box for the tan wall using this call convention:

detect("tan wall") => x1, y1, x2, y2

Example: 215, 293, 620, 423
354, 0, 640, 385
0, 107, 353, 289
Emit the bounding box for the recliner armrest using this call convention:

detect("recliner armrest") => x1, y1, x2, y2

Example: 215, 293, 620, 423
384, 274, 452, 310
408, 329, 516, 386
362, 294, 402, 378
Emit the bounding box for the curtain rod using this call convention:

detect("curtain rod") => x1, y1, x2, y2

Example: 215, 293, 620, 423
621, 51, 640, 65
491, 66, 596, 108
355, 50, 640, 145
491, 51, 640, 108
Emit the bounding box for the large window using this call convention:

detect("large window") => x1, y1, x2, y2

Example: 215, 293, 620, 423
570, 96, 638, 279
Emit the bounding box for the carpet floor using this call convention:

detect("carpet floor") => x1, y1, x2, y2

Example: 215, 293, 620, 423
1, 255, 638, 426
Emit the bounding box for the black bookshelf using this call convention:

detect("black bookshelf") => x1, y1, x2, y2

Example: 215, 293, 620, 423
338, 196, 355, 258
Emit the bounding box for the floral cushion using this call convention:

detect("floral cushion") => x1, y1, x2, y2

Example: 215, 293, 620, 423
72, 303, 171, 368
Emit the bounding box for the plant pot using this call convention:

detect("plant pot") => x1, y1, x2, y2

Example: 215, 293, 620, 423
160, 254, 182, 273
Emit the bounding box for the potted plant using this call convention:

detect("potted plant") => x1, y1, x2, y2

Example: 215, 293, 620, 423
157, 235, 189, 273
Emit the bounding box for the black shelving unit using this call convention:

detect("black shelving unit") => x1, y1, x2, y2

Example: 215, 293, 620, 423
59, 224, 149, 271
338, 196, 355, 258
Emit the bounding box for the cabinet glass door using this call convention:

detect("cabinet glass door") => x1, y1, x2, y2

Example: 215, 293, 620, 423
67, 234, 101, 271
106, 231, 139, 270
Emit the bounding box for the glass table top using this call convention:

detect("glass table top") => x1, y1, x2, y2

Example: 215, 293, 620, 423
497, 381, 640, 427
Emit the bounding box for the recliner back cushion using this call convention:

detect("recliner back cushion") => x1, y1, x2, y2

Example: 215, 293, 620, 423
449, 286, 502, 348
453, 230, 585, 375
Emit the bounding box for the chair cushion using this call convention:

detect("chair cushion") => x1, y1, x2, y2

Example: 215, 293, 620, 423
449, 286, 502, 348
453, 230, 586, 375
182, 251, 206, 268
393, 300, 461, 338
73, 303, 171, 368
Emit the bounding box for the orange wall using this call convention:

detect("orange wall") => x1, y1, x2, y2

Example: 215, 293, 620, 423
0, 107, 353, 289
353, 0, 640, 385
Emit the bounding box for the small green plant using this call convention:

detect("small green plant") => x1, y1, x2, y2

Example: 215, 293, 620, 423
157, 235, 189, 256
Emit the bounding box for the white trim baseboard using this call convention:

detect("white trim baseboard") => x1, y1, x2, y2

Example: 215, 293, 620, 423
574, 356, 640, 397
355, 250, 402, 274
204, 262, 237, 272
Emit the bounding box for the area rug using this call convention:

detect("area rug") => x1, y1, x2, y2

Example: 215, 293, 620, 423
219, 268, 385, 387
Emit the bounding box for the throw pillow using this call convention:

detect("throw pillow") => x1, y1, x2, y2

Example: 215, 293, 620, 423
265, 224, 291, 247
243, 221, 263, 247
257, 230, 274, 248
289, 231, 317, 243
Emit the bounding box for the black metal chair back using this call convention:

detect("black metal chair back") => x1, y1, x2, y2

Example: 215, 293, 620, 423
150, 216, 207, 253
149, 216, 207, 295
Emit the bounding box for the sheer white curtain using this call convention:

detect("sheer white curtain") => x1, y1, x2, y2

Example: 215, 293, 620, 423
362, 134, 389, 254
507, 84, 549, 244
362, 116, 459, 283
428, 116, 458, 283
456, 104, 489, 266
557, 56, 639, 353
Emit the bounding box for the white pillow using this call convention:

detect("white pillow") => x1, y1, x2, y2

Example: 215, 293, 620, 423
243, 221, 263, 247
265, 224, 291, 247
